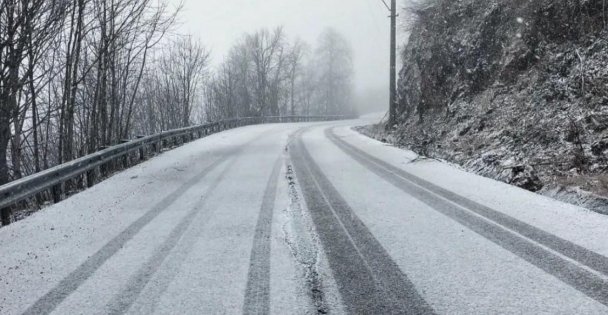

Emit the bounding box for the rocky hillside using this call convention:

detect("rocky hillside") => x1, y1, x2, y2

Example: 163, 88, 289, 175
383, 0, 608, 212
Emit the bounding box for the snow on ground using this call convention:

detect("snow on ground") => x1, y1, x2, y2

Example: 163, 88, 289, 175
0, 124, 301, 314
2, 116, 608, 314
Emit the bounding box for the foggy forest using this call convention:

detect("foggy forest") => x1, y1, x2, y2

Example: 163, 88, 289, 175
0, 0, 355, 187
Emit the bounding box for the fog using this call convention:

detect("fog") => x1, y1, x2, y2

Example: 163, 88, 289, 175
168, 0, 394, 114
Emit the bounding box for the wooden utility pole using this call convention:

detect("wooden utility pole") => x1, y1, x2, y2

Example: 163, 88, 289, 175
388, 0, 397, 129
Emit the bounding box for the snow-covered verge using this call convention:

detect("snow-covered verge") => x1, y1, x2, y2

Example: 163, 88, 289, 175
338, 125, 608, 258
389, 0, 608, 214
358, 124, 608, 215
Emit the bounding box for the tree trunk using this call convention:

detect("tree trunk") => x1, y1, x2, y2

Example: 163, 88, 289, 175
0, 118, 10, 185
10, 110, 23, 180
290, 73, 296, 116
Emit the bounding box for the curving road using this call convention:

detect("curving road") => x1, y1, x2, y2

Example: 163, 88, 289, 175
2, 117, 608, 314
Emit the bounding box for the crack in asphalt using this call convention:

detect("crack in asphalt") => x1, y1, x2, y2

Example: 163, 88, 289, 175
282, 161, 329, 315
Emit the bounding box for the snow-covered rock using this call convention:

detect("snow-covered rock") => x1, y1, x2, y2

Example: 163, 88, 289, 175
390, 0, 608, 212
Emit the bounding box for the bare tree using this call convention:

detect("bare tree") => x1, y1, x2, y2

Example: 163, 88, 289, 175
135, 37, 210, 134
314, 28, 355, 116
0, 0, 180, 192
204, 27, 355, 121
246, 27, 287, 116
286, 39, 308, 116
0, 0, 68, 184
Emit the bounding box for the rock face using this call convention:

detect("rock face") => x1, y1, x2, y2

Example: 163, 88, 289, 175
393, 0, 608, 209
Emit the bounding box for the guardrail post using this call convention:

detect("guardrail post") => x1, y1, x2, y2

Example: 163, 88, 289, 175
121, 139, 130, 168
1, 207, 11, 226
152, 141, 159, 154
87, 168, 97, 188
52, 183, 63, 203
99, 146, 110, 177
137, 136, 146, 161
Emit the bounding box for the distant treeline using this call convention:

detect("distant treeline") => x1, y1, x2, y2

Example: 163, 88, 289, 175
205, 27, 355, 121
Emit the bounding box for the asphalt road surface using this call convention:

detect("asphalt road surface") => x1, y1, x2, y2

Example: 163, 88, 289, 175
2, 117, 608, 314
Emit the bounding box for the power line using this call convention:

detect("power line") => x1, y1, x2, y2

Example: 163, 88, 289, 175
379, 0, 391, 11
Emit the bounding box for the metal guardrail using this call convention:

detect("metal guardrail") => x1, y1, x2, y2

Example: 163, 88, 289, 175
0, 115, 355, 225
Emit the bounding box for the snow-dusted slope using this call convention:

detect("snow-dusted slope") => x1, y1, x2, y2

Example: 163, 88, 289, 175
1, 117, 608, 314
394, 0, 608, 211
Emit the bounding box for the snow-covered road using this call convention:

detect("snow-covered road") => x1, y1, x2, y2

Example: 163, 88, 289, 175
2, 117, 608, 314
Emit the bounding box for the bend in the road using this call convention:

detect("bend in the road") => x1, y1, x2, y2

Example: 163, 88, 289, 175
289, 128, 436, 314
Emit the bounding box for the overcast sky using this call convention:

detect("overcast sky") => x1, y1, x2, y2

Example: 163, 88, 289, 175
168, 0, 398, 94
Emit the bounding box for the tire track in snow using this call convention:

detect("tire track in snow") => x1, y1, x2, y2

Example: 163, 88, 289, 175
289, 130, 436, 314
105, 156, 238, 315
106, 128, 283, 315
242, 156, 283, 315
326, 127, 608, 308
22, 131, 272, 315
